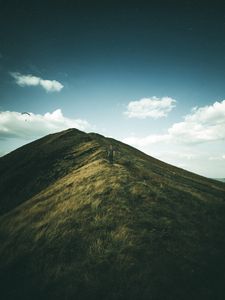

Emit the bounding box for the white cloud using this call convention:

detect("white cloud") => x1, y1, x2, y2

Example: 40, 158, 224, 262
0, 151, 7, 157
10, 72, 64, 92
170, 152, 197, 160
168, 100, 225, 143
124, 96, 176, 119
124, 99, 225, 147
208, 156, 221, 161
122, 99, 225, 177
123, 134, 171, 147
210, 154, 225, 161
0, 109, 90, 140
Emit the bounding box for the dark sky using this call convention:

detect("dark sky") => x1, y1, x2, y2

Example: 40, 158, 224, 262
0, 0, 225, 112
1, 0, 225, 76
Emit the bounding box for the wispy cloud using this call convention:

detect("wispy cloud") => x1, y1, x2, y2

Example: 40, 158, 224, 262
0, 109, 90, 139
123, 134, 171, 147
209, 154, 225, 161
10, 72, 64, 92
124, 96, 176, 119
124, 99, 225, 146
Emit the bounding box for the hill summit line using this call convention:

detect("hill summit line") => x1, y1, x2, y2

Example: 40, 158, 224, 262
0, 128, 225, 300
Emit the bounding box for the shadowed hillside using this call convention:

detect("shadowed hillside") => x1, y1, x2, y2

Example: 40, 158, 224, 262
0, 128, 225, 300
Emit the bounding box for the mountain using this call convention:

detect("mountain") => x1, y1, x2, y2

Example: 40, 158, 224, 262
0, 128, 225, 300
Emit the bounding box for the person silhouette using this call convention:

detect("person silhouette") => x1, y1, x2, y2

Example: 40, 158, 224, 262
107, 145, 115, 164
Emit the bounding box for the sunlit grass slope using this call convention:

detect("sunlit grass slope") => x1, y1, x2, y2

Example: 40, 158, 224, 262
0, 128, 225, 300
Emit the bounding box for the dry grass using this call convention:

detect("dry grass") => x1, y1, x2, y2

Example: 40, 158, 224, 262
0, 128, 225, 300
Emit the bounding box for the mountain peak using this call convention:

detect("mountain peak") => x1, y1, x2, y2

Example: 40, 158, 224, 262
0, 129, 225, 299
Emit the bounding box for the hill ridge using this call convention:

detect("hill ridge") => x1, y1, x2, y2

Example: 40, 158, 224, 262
0, 128, 225, 300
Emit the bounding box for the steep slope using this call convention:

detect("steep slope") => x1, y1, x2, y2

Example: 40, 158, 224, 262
0, 129, 96, 214
0, 129, 225, 300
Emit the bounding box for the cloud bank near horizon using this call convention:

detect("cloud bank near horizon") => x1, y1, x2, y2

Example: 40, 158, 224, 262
123, 99, 225, 177
124, 99, 225, 146
0, 109, 90, 140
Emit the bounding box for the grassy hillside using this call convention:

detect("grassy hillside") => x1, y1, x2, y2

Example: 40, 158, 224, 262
0, 129, 225, 300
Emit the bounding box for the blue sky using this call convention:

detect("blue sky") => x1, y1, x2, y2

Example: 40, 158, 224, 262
1, 0, 225, 177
